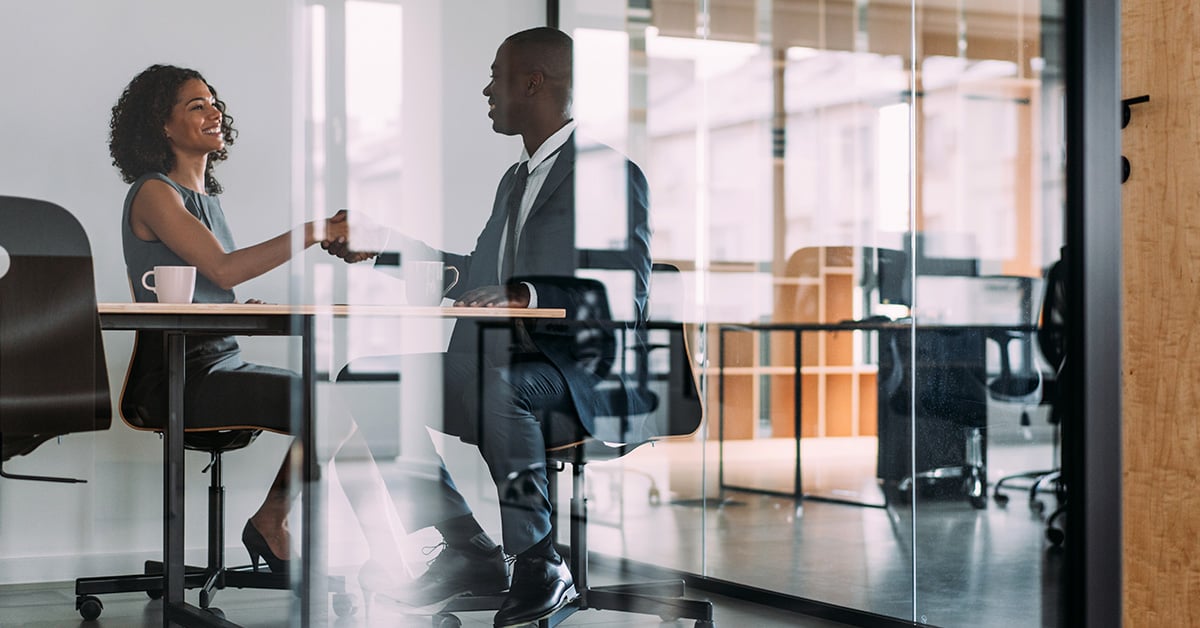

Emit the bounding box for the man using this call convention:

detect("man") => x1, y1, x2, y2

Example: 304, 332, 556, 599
327, 27, 651, 627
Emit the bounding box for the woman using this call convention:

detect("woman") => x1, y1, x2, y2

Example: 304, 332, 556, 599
110, 64, 349, 573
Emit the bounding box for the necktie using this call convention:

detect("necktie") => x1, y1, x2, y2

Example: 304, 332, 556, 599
501, 161, 529, 282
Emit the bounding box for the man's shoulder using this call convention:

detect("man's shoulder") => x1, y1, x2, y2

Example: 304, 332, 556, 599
570, 133, 643, 172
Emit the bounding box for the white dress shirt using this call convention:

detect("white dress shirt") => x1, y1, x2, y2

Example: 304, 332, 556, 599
498, 119, 577, 308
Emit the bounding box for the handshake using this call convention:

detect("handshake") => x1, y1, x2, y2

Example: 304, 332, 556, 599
315, 209, 389, 264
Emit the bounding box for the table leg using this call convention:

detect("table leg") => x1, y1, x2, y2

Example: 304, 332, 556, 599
163, 333, 243, 628
299, 315, 317, 627
717, 327, 726, 492
794, 330, 803, 502
165, 332, 186, 625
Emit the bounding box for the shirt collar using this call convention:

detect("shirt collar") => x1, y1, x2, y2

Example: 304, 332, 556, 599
520, 119, 576, 172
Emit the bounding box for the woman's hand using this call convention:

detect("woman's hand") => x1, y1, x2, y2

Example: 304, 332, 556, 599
320, 209, 381, 263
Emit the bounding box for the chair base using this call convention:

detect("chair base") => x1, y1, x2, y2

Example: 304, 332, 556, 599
441, 579, 715, 628
992, 468, 1061, 512
75, 560, 352, 619
895, 463, 988, 509
892, 425, 987, 509
71, 445, 354, 621
75, 558, 293, 601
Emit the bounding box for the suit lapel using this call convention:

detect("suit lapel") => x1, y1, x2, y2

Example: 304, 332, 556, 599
475, 162, 522, 285
526, 133, 575, 223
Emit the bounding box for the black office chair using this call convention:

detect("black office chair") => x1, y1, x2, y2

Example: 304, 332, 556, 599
879, 326, 990, 509
986, 265, 1063, 508
0, 196, 112, 481
438, 263, 716, 628
1040, 258, 1068, 546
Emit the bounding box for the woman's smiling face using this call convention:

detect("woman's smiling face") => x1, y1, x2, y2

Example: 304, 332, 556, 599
163, 78, 225, 156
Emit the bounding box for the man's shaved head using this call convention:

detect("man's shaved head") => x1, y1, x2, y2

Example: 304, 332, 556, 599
502, 27, 572, 109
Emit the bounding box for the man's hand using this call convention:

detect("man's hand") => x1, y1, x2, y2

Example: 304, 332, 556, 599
454, 284, 531, 308
320, 209, 384, 263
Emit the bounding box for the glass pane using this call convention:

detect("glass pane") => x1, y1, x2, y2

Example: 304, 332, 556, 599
292, 1, 1066, 626
910, 0, 1065, 625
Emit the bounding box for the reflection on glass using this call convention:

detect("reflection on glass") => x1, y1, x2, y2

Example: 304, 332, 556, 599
297, 0, 1064, 625
562, 0, 1065, 626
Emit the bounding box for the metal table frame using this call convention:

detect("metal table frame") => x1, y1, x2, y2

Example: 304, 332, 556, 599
716, 321, 1038, 509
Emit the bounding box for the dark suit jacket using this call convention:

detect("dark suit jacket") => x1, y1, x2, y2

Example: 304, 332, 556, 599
384, 134, 652, 438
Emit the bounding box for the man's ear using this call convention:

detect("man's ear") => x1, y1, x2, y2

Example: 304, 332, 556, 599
526, 71, 544, 95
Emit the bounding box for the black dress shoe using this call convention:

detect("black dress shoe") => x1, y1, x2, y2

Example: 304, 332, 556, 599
397, 543, 509, 609
493, 552, 578, 628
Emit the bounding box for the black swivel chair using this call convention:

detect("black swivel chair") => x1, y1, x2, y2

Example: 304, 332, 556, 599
439, 263, 716, 628
988, 318, 1058, 512
0, 196, 113, 481
878, 326, 990, 508
990, 257, 1069, 544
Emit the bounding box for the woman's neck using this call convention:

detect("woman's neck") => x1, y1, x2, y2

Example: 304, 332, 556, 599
169, 152, 208, 194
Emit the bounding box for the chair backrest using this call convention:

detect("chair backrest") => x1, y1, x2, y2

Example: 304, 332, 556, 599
1038, 254, 1067, 373
585, 263, 702, 445
1036, 252, 1068, 424
647, 262, 703, 439
0, 196, 112, 462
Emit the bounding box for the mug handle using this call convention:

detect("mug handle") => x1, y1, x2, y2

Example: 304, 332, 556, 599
141, 270, 157, 294
442, 266, 460, 296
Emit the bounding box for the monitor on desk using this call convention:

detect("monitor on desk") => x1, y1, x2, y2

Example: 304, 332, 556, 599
862, 247, 911, 308
863, 235, 984, 314
877, 247, 911, 306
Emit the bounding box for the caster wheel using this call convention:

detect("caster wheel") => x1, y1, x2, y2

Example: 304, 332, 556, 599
332, 592, 357, 617
77, 595, 103, 621
965, 474, 986, 509
205, 607, 225, 619
433, 612, 463, 628
1032, 499, 1046, 515
146, 588, 163, 600
1047, 527, 1065, 546
993, 492, 1010, 506
695, 620, 716, 628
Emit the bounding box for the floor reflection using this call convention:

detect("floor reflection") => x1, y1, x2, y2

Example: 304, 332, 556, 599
575, 425, 1060, 627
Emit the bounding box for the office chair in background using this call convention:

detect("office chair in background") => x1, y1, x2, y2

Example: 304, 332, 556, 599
0, 196, 113, 481
988, 258, 1067, 536
437, 263, 716, 628
879, 327, 990, 509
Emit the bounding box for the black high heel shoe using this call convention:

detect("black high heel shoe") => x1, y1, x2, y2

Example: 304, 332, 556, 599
241, 520, 289, 574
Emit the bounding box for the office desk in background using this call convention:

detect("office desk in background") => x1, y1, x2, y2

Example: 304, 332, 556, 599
97, 303, 566, 628
716, 321, 1037, 510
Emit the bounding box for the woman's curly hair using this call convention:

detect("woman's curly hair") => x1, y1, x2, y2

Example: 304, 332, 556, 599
109, 64, 237, 195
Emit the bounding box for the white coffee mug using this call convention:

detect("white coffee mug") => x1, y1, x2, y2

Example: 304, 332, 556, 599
406, 261, 460, 306
142, 265, 197, 304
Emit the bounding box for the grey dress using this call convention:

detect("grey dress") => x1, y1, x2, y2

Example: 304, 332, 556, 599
120, 173, 293, 433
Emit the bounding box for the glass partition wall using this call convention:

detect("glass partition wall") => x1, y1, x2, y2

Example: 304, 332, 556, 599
296, 0, 1066, 625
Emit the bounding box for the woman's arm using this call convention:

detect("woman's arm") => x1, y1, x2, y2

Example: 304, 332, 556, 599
129, 179, 347, 290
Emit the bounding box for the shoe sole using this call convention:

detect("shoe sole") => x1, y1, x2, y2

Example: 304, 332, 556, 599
493, 585, 579, 628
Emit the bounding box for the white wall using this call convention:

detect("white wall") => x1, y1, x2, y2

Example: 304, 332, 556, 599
0, 0, 543, 585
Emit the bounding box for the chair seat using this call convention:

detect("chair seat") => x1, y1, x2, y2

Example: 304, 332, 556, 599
182, 429, 260, 453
